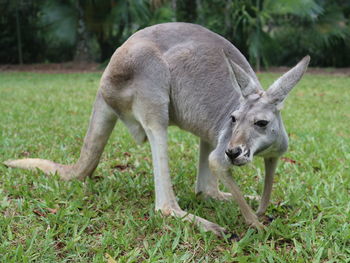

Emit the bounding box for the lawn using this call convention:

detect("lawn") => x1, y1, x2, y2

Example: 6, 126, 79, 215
0, 72, 349, 262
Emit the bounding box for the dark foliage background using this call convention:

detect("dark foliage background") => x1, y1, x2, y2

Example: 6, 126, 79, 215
1, 0, 349, 68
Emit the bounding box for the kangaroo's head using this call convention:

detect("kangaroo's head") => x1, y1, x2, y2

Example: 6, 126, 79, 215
223, 54, 310, 166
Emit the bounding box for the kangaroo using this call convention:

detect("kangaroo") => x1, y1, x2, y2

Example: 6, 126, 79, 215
4, 23, 309, 237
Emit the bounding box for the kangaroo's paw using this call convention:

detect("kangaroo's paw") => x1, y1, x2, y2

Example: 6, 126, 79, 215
171, 209, 228, 238
197, 190, 233, 201
157, 207, 231, 238
247, 218, 265, 231
245, 195, 260, 201
3, 158, 76, 181
257, 214, 274, 225
256, 208, 266, 217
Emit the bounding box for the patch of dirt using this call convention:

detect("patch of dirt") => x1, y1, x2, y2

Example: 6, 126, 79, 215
0, 62, 101, 73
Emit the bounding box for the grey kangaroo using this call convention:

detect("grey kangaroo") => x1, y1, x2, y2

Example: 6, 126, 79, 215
4, 23, 310, 237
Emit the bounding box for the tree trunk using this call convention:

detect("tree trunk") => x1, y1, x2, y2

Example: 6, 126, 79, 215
97, 22, 125, 62
74, 0, 92, 62
15, 1, 23, 64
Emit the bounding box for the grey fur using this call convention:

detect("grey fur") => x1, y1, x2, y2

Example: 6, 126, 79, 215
4, 23, 309, 237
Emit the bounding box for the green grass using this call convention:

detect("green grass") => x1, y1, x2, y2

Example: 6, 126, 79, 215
0, 72, 349, 262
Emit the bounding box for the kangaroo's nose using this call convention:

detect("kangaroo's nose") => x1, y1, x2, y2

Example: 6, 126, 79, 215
225, 147, 242, 160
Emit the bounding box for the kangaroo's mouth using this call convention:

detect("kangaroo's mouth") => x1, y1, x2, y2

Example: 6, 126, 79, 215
230, 157, 251, 166
225, 147, 252, 166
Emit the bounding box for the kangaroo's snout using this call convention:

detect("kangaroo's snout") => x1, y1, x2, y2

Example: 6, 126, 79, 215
225, 146, 251, 166
225, 147, 242, 160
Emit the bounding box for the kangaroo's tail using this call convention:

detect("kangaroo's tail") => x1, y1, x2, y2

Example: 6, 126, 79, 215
4, 90, 118, 181
3, 159, 73, 180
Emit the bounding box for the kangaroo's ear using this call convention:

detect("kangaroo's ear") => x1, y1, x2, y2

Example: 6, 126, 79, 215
266, 56, 310, 108
223, 51, 261, 98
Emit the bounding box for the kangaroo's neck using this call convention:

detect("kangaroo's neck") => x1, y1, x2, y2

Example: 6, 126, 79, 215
275, 112, 289, 155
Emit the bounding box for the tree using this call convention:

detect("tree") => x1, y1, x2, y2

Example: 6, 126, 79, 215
173, 0, 197, 22
0, 0, 47, 64
84, 0, 150, 62
40, 0, 93, 62
228, 0, 324, 70
39, 0, 151, 62
1, 0, 349, 66
272, 0, 350, 67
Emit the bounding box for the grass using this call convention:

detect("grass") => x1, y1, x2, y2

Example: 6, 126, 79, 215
0, 72, 349, 262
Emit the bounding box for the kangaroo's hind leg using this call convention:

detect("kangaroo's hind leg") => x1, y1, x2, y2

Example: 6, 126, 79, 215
4, 90, 118, 181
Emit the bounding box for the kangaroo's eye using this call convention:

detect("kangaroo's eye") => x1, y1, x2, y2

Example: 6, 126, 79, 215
255, 120, 269, 127
231, 116, 236, 123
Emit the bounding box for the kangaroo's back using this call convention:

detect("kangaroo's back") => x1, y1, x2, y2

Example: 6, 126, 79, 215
102, 22, 259, 143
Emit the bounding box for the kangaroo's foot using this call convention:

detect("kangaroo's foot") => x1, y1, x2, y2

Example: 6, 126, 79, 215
249, 220, 265, 231
158, 206, 229, 238
197, 189, 233, 201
